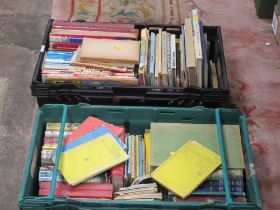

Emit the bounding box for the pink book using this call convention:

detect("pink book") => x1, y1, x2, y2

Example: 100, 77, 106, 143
39, 182, 113, 199
63, 116, 124, 145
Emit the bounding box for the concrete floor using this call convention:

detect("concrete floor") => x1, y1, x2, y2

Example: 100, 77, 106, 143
0, 0, 279, 210
0, 1, 52, 209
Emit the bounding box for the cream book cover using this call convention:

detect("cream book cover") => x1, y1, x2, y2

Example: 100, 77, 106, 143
80, 38, 140, 64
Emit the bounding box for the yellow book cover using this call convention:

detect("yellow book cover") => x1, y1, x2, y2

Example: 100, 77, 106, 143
42, 144, 58, 150
144, 132, 151, 174
151, 140, 221, 199
142, 140, 146, 175
135, 135, 139, 178
58, 133, 128, 186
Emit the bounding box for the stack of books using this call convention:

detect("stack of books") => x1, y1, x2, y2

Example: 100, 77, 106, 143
149, 122, 247, 202
41, 10, 222, 89
42, 21, 140, 86
124, 133, 151, 184
139, 10, 217, 88
38, 118, 247, 202
114, 176, 162, 201
38, 117, 129, 198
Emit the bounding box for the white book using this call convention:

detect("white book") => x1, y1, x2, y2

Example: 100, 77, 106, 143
170, 34, 177, 87
161, 31, 168, 86
44, 130, 72, 138
192, 9, 203, 88
155, 34, 160, 86
166, 33, 172, 87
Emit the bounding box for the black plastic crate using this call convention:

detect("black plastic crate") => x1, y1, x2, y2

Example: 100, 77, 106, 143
31, 19, 229, 107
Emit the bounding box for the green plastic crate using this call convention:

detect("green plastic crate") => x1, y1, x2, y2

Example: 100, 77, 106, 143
18, 104, 262, 210
255, 0, 277, 19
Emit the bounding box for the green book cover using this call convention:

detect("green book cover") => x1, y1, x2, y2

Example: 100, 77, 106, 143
150, 123, 245, 169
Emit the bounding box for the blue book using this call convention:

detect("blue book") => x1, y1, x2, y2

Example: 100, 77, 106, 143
46, 51, 74, 59
62, 125, 126, 152
149, 32, 156, 84
138, 135, 143, 177
125, 135, 129, 178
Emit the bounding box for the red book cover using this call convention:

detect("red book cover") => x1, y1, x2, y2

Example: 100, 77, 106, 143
50, 34, 137, 40
52, 42, 80, 51
51, 26, 138, 34
43, 137, 58, 145
110, 126, 125, 176
110, 126, 125, 192
39, 182, 113, 198
63, 116, 124, 145
52, 21, 135, 29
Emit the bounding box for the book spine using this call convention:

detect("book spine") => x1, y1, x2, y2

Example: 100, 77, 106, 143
209, 169, 244, 180
195, 185, 244, 193
135, 135, 139, 178
173, 196, 247, 203
142, 138, 146, 176
49, 36, 84, 44
175, 41, 181, 87
39, 168, 62, 182
144, 132, 151, 174
157, 29, 162, 86
139, 29, 147, 68
51, 25, 139, 33
139, 136, 143, 177
46, 123, 80, 131
124, 135, 129, 179
199, 20, 209, 88
181, 26, 186, 71
149, 32, 156, 85
171, 34, 177, 70
170, 34, 176, 87
127, 135, 131, 176
130, 136, 135, 179
43, 64, 70, 70
51, 42, 80, 51
39, 188, 113, 198
185, 19, 197, 86
51, 29, 138, 37
110, 129, 125, 192
50, 33, 137, 40
154, 34, 159, 85
43, 137, 58, 145
143, 30, 150, 85
44, 130, 72, 138
161, 32, 168, 87
192, 9, 203, 88
52, 21, 135, 29
166, 33, 172, 81
201, 180, 244, 188
191, 191, 246, 197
